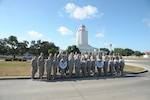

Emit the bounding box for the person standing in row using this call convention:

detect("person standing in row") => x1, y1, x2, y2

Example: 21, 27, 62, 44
90, 52, 96, 76
114, 54, 119, 76
38, 53, 45, 79
81, 56, 87, 77
46, 53, 53, 80
87, 56, 91, 77
96, 52, 103, 76
103, 53, 108, 76
108, 54, 114, 76
119, 55, 125, 76
59, 55, 67, 78
57, 51, 62, 73
68, 52, 74, 78
74, 54, 81, 78
53, 53, 58, 79
31, 55, 38, 79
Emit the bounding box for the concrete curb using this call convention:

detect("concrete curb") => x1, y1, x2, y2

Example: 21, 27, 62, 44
125, 70, 148, 74
0, 76, 31, 80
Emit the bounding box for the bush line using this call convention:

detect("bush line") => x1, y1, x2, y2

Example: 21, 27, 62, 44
5, 58, 27, 61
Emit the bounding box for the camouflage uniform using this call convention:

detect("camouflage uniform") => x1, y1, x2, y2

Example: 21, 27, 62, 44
31, 56, 37, 79
74, 54, 81, 78
119, 56, 125, 76
68, 53, 74, 78
81, 56, 87, 77
53, 53, 58, 79
108, 56, 114, 76
103, 54, 108, 76
90, 54, 96, 76
46, 54, 53, 80
96, 53, 103, 76
38, 56, 45, 79
59, 56, 67, 78
114, 56, 119, 76
87, 57, 91, 76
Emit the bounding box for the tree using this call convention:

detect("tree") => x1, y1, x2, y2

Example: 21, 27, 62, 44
134, 51, 142, 56
114, 48, 124, 55
123, 48, 134, 56
0, 36, 61, 57
41, 41, 59, 55
48, 47, 59, 55
17, 40, 29, 55
28, 40, 59, 56
28, 40, 39, 55
66, 45, 80, 54
0, 39, 9, 55
47, 42, 59, 55
100, 48, 110, 54
6, 36, 18, 58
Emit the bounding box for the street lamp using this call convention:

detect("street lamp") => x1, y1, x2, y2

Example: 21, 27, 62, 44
110, 43, 112, 53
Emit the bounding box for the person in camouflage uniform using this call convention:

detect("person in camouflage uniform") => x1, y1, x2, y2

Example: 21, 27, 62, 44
31, 55, 37, 79
46, 53, 53, 80
38, 53, 45, 79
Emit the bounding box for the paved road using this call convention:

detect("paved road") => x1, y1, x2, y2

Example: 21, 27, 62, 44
0, 75, 150, 100
0, 60, 150, 100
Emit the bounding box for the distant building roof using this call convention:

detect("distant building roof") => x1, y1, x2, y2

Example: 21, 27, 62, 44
145, 52, 150, 55
78, 24, 87, 31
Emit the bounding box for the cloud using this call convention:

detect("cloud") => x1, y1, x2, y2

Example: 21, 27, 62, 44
95, 33, 104, 38
28, 30, 43, 38
64, 3, 100, 20
142, 18, 150, 28
58, 26, 73, 35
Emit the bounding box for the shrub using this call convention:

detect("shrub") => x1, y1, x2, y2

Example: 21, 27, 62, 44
5, 58, 27, 61
22, 58, 27, 61
13, 58, 18, 61
5, 58, 12, 61
18, 58, 22, 61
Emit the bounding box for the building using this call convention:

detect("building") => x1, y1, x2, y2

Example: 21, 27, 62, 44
76, 24, 94, 53
143, 52, 150, 58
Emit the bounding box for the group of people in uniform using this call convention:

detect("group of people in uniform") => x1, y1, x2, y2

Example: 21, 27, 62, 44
31, 51, 125, 80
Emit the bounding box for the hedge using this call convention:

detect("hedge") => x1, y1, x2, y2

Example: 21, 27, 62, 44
5, 58, 27, 61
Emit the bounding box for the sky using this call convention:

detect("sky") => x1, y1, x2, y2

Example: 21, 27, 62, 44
0, 0, 150, 52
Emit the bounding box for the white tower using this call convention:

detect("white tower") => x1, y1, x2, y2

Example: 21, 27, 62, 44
76, 24, 93, 53
76, 24, 88, 47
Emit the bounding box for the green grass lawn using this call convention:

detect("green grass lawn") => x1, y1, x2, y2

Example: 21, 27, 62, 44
0, 61, 145, 77
124, 65, 144, 72
0, 61, 31, 76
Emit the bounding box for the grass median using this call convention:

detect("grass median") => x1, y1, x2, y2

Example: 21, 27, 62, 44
123, 57, 149, 60
0, 61, 145, 77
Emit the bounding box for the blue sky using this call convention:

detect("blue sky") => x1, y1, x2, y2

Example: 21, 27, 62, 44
0, 0, 150, 52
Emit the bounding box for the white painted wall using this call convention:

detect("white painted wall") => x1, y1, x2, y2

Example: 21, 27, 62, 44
143, 55, 150, 58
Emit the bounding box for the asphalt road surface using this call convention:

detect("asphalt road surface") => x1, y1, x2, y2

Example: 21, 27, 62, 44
0, 60, 150, 100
